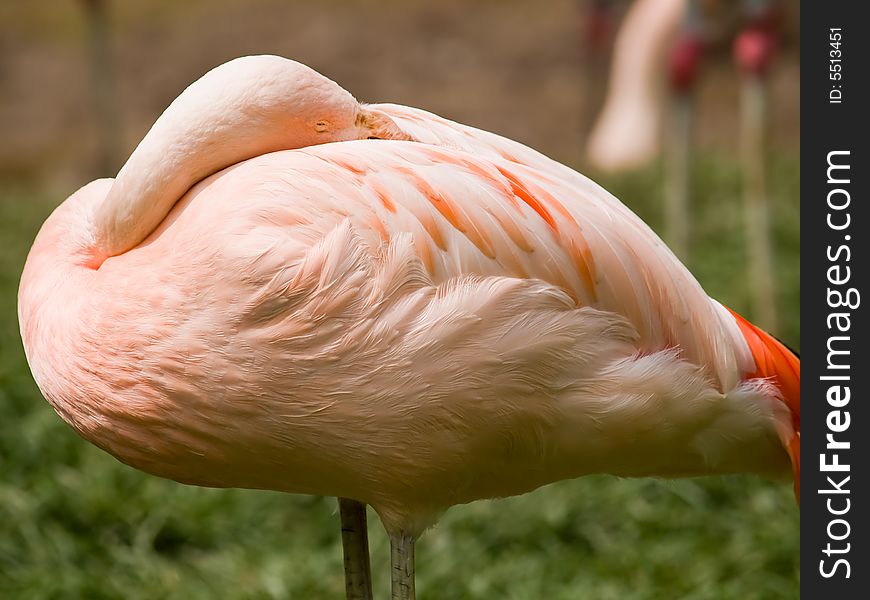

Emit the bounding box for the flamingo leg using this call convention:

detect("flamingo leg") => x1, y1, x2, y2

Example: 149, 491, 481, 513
734, 0, 780, 334
740, 73, 777, 334
665, 91, 692, 261
390, 532, 416, 600
664, 0, 703, 262
338, 498, 373, 600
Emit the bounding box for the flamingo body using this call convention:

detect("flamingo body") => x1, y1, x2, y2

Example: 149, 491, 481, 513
19, 56, 798, 538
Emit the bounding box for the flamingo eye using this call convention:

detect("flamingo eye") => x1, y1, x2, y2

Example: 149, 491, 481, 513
314, 120, 330, 133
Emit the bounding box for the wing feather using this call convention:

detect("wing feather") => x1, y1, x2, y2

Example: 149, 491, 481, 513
212, 137, 747, 390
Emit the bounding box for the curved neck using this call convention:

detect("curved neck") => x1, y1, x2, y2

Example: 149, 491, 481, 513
90, 56, 364, 261
93, 104, 283, 260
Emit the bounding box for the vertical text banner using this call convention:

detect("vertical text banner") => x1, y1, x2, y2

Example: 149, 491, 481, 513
803, 1, 868, 596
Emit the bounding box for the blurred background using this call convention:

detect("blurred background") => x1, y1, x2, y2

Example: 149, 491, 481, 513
1, 1, 799, 598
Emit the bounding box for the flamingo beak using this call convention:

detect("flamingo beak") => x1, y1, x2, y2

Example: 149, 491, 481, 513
356, 108, 416, 142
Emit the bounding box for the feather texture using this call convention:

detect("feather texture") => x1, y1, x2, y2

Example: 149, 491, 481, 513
18, 56, 798, 535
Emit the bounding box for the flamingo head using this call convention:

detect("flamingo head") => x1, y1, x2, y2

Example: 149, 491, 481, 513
194, 56, 411, 148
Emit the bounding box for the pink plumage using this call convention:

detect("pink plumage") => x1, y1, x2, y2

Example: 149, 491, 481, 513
18, 55, 798, 597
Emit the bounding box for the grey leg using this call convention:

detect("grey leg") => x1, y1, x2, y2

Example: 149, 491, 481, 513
338, 498, 373, 600
390, 532, 416, 600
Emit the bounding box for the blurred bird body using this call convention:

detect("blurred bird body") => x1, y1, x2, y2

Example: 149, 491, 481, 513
19, 56, 798, 539
586, 0, 687, 172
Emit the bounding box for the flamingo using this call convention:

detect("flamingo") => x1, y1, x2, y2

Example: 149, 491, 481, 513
585, 0, 687, 173
587, 0, 787, 327
584, 0, 699, 258
18, 56, 799, 599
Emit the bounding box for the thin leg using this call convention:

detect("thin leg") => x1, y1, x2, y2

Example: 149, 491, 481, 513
338, 498, 373, 600
390, 532, 416, 600
665, 91, 692, 261
740, 75, 778, 334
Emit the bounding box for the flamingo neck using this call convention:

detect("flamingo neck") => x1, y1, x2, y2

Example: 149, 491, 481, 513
89, 55, 364, 263
92, 127, 203, 264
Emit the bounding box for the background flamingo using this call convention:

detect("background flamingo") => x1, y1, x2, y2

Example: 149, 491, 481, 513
584, 0, 786, 329
19, 56, 799, 599
582, 0, 695, 260
584, 0, 686, 174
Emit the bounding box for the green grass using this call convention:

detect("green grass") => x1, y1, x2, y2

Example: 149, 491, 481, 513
0, 154, 799, 599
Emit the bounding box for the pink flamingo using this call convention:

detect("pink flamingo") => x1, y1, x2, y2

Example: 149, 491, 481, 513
587, 0, 786, 329
585, 0, 687, 172
585, 0, 696, 259
19, 56, 799, 600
